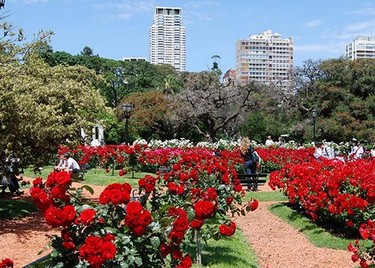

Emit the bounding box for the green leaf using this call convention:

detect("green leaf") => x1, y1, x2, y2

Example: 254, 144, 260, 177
80, 185, 94, 195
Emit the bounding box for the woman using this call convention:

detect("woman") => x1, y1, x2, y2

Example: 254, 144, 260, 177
239, 137, 258, 191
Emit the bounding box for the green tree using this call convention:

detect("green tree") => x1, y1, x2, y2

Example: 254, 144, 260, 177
120, 91, 174, 141
0, 22, 110, 166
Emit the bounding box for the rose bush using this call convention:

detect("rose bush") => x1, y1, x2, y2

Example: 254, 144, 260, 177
31, 146, 258, 267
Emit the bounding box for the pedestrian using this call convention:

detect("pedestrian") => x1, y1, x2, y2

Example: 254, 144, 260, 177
239, 137, 259, 191
1, 156, 23, 196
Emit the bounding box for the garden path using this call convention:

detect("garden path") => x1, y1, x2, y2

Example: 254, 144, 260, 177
0, 178, 356, 267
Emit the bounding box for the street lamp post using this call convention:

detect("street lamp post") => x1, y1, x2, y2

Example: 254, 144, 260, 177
0, 0, 6, 9
312, 108, 318, 142
122, 103, 133, 144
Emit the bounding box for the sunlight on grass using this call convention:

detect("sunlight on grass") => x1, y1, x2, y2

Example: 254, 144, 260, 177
187, 230, 259, 268
243, 189, 288, 202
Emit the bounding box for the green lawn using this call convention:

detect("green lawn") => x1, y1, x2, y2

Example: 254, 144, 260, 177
190, 230, 259, 268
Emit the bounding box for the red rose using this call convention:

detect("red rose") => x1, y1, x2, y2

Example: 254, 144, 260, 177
80, 208, 96, 225
249, 199, 259, 211
54, 171, 72, 186
63, 241, 75, 251
193, 200, 215, 219
32, 177, 43, 187
100, 241, 117, 260
190, 218, 204, 230
99, 189, 111, 204
219, 221, 236, 236
0, 258, 14, 268
176, 254, 193, 268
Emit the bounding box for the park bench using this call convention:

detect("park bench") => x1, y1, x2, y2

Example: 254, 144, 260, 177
237, 173, 268, 191
72, 163, 90, 181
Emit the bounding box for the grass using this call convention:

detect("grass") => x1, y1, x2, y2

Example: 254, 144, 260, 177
0, 199, 38, 220
188, 230, 259, 268
243, 189, 288, 202
269, 203, 357, 250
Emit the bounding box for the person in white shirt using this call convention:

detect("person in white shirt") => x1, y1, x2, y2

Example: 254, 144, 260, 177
349, 140, 364, 159
321, 141, 335, 159
265, 136, 274, 147
61, 154, 81, 173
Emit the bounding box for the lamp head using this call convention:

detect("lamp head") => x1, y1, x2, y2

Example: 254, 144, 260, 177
312, 108, 318, 118
122, 103, 133, 119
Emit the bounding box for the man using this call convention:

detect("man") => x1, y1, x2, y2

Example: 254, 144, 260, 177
62, 153, 81, 174
349, 140, 364, 159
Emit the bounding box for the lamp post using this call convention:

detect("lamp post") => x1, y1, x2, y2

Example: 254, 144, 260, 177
312, 108, 318, 141
122, 103, 133, 144
0, 0, 5, 9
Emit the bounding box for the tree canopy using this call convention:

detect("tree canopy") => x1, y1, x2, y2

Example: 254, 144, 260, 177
0, 22, 110, 166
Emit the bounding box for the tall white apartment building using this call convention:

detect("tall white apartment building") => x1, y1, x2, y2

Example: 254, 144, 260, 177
345, 36, 375, 60
236, 30, 293, 86
149, 7, 186, 72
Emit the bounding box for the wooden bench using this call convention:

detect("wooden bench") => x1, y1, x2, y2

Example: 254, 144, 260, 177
237, 173, 268, 191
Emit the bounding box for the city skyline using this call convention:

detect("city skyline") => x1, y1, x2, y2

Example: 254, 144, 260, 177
4, 0, 375, 72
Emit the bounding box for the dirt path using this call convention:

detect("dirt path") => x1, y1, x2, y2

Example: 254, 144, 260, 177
0, 179, 356, 267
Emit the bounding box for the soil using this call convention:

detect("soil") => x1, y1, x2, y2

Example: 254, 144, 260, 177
0, 178, 356, 268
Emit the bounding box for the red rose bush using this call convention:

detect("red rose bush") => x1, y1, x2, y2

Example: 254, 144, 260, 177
31, 146, 258, 267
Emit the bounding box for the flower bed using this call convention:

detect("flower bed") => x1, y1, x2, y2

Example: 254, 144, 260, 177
28, 147, 258, 267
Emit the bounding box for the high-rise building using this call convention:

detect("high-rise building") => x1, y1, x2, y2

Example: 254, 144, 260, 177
149, 6, 186, 72
236, 30, 293, 86
345, 36, 375, 60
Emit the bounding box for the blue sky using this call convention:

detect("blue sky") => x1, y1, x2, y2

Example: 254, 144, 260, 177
5, 0, 375, 72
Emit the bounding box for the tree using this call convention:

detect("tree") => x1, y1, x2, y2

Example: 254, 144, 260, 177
120, 91, 174, 141
282, 58, 375, 142
0, 22, 110, 166
172, 71, 261, 141
81, 46, 94, 56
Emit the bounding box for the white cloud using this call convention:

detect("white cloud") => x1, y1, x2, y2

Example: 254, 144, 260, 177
344, 19, 375, 33
305, 19, 323, 28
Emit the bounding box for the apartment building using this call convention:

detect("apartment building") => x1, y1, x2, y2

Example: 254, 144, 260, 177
345, 36, 375, 60
236, 30, 293, 86
149, 6, 186, 72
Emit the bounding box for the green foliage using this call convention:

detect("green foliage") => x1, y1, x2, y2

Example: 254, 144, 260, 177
121, 90, 175, 141
0, 22, 111, 166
